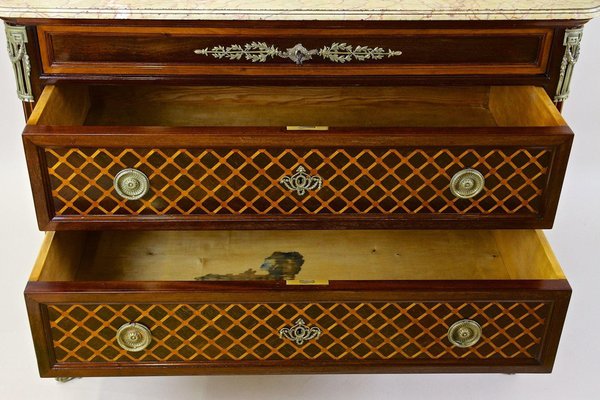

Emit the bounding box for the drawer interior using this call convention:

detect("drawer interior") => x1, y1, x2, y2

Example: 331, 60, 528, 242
30, 230, 564, 282
28, 85, 566, 128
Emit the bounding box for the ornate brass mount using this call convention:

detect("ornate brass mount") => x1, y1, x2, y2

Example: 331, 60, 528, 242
195, 42, 402, 65
555, 27, 584, 103
4, 24, 33, 102
279, 318, 322, 345
280, 166, 323, 196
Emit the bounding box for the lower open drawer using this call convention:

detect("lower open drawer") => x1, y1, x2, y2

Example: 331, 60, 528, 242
25, 230, 570, 376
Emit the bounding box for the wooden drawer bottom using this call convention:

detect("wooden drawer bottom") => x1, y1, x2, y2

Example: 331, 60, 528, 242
25, 230, 570, 376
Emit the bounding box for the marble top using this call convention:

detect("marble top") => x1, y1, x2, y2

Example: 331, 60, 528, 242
1, 0, 600, 21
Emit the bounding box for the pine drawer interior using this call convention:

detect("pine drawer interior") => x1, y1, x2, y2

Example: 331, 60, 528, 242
27, 85, 567, 128
30, 230, 565, 282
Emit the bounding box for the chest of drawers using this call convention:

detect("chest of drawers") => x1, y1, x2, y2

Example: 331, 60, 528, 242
2, 0, 598, 379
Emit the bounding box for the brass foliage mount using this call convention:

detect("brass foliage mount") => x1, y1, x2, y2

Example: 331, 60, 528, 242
4, 24, 33, 102
554, 27, 584, 103
194, 42, 402, 65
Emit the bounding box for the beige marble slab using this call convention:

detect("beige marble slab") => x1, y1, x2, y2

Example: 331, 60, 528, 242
0, 0, 599, 21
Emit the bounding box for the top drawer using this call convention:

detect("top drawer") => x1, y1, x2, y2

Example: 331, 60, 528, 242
37, 25, 553, 78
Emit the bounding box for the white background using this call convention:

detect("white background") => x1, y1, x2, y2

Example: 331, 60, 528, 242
0, 19, 599, 400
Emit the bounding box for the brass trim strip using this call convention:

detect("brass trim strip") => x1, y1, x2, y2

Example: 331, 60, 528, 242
286, 279, 330, 285
286, 126, 329, 131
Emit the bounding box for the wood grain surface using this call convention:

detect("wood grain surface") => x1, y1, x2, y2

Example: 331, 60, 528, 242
29, 230, 565, 282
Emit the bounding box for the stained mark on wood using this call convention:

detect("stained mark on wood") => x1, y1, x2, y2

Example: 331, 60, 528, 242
195, 251, 304, 281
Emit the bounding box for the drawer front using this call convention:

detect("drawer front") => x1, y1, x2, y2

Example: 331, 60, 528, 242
35, 143, 566, 229
47, 301, 548, 365
37, 24, 553, 79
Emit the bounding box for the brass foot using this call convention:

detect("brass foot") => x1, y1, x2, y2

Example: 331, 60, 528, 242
55, 377, 78, 383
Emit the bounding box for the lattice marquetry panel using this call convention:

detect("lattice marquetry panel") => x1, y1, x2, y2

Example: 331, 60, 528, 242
44, 147, 550, 217
48, 302, 548, 363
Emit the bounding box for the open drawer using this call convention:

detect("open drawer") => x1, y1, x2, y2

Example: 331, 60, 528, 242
25, 229, 570, 376
23, 84, 572, 230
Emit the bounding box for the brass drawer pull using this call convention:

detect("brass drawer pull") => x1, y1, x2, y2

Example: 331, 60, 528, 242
280, 166, 322, 196
450, 169, 485, 199
116, 322, 152, 352
279, 318, 322, 345
114, 168, 149, 200
195, 42, 402, 65
448, 319, 482, 348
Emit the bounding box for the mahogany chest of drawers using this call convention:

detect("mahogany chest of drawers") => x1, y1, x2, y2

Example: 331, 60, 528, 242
2, 1, 597, 379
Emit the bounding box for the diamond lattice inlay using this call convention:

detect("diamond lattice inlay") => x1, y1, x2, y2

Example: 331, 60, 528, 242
47, 301, 548, 363
44, 147, 550, 217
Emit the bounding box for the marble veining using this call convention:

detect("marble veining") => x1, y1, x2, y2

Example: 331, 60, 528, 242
0, 0, 600, 21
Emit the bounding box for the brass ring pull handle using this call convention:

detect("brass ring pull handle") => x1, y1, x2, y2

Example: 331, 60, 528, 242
450, 169, 485, 199
116, 322, 152, 352
280, 166, 322, 196
114, 168, 150, 200
447, 319, 482, 348
279, 318, 322, 345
